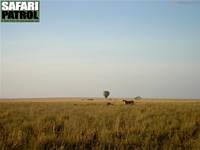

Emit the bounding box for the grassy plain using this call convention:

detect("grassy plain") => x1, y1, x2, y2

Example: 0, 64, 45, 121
0, 98, 200, 150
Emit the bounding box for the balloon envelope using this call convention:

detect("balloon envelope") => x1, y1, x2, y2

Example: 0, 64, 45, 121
103, 91, 110, 98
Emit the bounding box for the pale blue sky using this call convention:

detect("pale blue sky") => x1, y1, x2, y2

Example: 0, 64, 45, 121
1, 0, 200, 98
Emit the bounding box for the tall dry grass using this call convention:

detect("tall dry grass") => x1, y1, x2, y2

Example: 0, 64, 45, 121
0, 100, 200, 149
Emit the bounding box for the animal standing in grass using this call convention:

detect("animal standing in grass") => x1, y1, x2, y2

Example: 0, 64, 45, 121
106, 102, 113, 106
122, 100, 134, 105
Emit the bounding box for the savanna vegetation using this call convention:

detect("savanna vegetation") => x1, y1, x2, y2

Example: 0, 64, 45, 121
0, 99, 200, 150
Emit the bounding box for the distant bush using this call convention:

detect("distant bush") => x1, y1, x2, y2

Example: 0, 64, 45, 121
87, 98, 94, 101
135, 96, 142, 100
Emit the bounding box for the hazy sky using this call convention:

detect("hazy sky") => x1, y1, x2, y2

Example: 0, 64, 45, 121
0, 0, 200, 98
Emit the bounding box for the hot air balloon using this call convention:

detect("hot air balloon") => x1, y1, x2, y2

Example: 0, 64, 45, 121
103, 90, 110, 99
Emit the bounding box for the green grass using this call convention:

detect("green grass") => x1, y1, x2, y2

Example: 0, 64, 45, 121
0, 100, 200, 150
